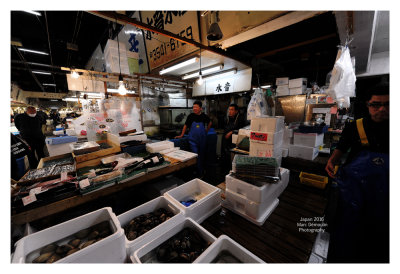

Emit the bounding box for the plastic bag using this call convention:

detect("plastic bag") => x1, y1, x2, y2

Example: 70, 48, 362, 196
247, 88, 268, 120
326, 46, 356, 108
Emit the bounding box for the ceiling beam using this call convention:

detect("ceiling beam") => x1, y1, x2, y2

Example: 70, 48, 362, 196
256, 33, 337, 59
22, 91, 68, 99
220, 11, 327, 49
87, 11, 251, 67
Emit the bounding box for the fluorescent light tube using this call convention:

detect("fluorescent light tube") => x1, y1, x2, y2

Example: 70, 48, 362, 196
261, 85, 271, 88
32, 71, 51, 75
63, 98, 79, 102
204, 69, 237, 81
43, 83, 56, 86
50, 100, 59, 102
182, 64, 223, 80
18, 48, 48, 55
22, 10, 41, 16
107, 88, 135, 94
160, 57, 198, 75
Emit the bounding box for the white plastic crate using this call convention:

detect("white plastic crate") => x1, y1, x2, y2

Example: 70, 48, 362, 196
146, 140, 174, 153
222, 198, 279, 226
293, 132, 324, 147
196, 235, 265, 263
250, 116, 285, 133
12, 207, 126, 263
164, 178, 221, 223
289, 144, 319, 161
131, 217, 217, 263
118, 196, 185, 256
249, 129, 284, 145
226, 168, 290, 204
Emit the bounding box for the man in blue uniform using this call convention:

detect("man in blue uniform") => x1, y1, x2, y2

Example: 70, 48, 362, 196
175, 100, 212, 177
325, 83, 389, 263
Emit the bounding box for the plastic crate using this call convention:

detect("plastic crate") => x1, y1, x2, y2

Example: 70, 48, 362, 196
12, 207, 126, 263
164, 178, 221, 223
196, 235, 265, 263
299, 172, 328, 189
118, 196, 185, 257
131, 218, 216, 263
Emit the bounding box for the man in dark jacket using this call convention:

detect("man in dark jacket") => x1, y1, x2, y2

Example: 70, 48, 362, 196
14, 106, 46, 168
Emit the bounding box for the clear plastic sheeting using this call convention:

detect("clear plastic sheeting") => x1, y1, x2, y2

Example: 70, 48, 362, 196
81, 97, 142, 141
325, 46, 356, 109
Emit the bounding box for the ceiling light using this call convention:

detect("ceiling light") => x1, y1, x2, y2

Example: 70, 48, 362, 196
159, 57, 199, 75
22, 10, 41, 16
43, 83, 56, 86
50, 99, 59, 102
118, 75, 127, 96
63, 98, 79, 102
261, 85, 271, 88
182, 64, 223, 80
207, 11, 223, 41
18, 48, 48, 55
203, 68, 237, 81
32, 70, 51, 75
71, 71, 80, 79
107, 88, 135, 94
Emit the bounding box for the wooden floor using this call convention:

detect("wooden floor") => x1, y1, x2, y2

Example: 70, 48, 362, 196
201, 173, 328, 263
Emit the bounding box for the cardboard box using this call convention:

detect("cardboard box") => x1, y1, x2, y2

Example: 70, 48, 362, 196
249, 130, 284, 146
289, 144, 319, 161
289, 78, 307, 88
250, 116, 285, 132
276, 85, 290, 96
276, 77, 289, 86
290, 85, 307, 95
293, 132, 324, 147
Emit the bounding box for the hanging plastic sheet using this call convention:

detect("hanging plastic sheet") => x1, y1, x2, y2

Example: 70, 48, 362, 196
247, 88, 268, 120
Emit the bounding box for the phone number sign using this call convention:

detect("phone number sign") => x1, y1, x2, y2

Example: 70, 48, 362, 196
140, 11, 200, 71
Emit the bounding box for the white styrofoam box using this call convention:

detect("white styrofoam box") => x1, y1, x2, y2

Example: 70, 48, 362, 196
104, 39, 129, 75
236, 128, 251, 145
289, 144, 319, 161
249, 129, 284, 146
131, 218, 217, 263
164, 178, 221, 223
289, 77, 307, 88
46, 142, 75, 157
196, 235, 265, 263
275, 77, 289, 86
53, 130, 64, 136
66, 128, 77, 136
164, 149, 198, 162
276, 85, 290, 96
146, 140, 174, 153
250, 116, 285, 133
226, 168, 289, 204
282, 148, 289, 157
232, 134, 238, 144
12, 207, 126, 263
222, 197, 279, 226
293, 132, 324, 147
249, 141, 282, 158
118, 196, 185, 256
290, 86, 307, 95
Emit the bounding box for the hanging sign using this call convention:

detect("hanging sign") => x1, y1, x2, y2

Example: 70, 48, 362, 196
140, 11, 200, 71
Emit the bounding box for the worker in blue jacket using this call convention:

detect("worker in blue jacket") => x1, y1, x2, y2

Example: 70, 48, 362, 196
175, 100, 212, 177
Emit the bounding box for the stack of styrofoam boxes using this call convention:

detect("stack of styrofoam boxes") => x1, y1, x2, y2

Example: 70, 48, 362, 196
276, 77, 290, 97
12, 207, 127, 263
104, 39, 130, 75
249, 116, 285, 166
45, 136, 78, 157
289, 131, 324, 161
289, 78, 307, 95
146, 140, 174, 153
223, 168, 290, 226
281, 126, 294, 158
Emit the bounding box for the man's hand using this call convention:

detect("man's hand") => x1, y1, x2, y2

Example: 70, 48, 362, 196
174, 135, 183, 139
225, 131, 233, 139
325, 149, 343, 178
325, 160, 337, 178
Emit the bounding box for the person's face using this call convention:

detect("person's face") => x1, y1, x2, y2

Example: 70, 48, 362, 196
367, 95, 389, 122
228, 106, 238, 117
193, 104, 201, 115
26, 108, 36, 115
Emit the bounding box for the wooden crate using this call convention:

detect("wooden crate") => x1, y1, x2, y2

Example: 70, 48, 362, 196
37, 153, 74, 169
73, 139, 121, 164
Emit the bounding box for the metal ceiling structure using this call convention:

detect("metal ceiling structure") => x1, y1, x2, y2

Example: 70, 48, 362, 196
10, 10, 389, 106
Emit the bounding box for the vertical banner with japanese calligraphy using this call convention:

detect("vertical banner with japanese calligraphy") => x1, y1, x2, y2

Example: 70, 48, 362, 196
140, 11, 200, 71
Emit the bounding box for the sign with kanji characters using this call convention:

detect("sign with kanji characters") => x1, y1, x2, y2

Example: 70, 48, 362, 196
140, 11, 200, 71
205, 76, 235, 95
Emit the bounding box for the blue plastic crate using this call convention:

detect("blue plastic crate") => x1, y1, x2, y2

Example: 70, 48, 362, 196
45, 136, 78, 145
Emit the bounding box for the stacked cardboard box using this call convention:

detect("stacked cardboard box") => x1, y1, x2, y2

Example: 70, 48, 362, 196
288, 132, 324, 161
249, 116, 285, 166
275, 77, 289, 97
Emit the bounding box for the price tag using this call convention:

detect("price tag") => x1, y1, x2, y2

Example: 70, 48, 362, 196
22, 193, 37, 206
152, 156, 159, 164
61, 171, 68, 181
79, 178, 90, 189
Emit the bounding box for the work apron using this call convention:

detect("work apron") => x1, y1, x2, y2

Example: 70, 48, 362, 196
332, 118, 389, 262
188, 121, 207, 176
